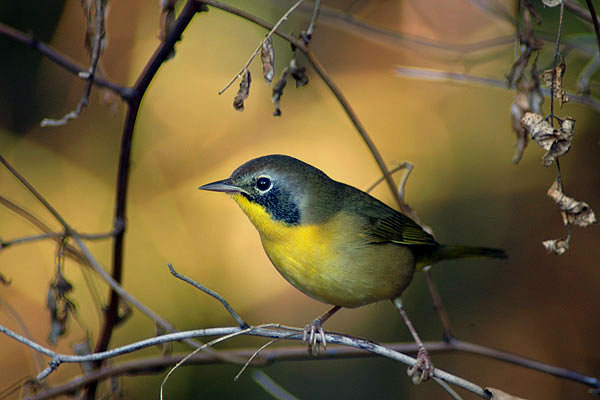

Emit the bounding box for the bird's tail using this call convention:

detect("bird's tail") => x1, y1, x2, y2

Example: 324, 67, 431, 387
417, 245, 507, 268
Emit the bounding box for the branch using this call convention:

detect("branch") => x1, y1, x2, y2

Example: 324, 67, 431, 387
0, 229, 118, 250
168, 263, 248, 328
305, 0, 321, 38
565, 0, 599, 26
0, 22, 128, 99
0, 323, 491, 399
21, 335, 600, 400
394, 66, 600, 112
252, 370, 299, 400
584, 0, 600, 54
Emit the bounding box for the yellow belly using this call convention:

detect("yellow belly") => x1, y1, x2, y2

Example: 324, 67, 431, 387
231, 194, 415, 308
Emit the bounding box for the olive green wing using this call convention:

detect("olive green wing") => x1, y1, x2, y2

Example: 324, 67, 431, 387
368, 211, 438, 246
341, 184, 438, 247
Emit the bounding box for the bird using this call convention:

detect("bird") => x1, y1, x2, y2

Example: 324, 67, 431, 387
199, 154, 506, 381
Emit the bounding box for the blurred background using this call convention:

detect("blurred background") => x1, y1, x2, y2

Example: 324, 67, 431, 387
1, 0, 599, 398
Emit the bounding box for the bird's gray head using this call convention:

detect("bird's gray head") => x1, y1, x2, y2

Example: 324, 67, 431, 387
199, 155, 337, 225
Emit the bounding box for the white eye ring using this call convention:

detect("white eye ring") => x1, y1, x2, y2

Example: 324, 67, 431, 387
256, 175, 273, 193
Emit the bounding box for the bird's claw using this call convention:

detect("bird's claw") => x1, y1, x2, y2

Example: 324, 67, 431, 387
407, 347, 433, 384
303, 320, 327, 356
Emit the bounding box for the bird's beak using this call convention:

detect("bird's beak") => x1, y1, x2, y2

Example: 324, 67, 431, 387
198, 179, 245, 194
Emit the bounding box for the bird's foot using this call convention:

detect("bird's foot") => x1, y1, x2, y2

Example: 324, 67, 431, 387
303, 318, 327, 356
407, 346, 433, 384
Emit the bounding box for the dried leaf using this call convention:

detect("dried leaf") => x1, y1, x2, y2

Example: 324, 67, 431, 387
290, 59, 308, 87
542, 238, 569, 255
55, 270, 73, 296
486, 387, 527, 400
261, 37, 275, 85
541, 59, 569, 106
520, 112, 574, 166
547, 179, 597, 227
46, 265, 76, 345
47, 286, 65, 346
272, 67, 290, 116
233, 69, 251, 111
542, 0, 563, 7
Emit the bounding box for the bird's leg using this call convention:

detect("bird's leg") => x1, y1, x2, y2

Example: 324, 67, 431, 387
303, 305, 341, 356
392, 297, 433, 384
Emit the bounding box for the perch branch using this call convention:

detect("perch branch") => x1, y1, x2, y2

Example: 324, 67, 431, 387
0, 323, 491, 399
23, 337, 600, 400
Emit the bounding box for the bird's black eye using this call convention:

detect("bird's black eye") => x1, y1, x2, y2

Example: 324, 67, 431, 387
256, 176, 272, 192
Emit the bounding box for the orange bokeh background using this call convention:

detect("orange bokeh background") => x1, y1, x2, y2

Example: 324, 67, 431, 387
1, 1, 599, 398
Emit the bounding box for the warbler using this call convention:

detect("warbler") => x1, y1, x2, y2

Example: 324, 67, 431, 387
199, 154, 506, 380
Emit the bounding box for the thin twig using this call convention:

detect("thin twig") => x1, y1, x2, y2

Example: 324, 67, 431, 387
549, 2, 565, 122
433, 376, 463, 400
234, 337, 289, 381
393, 66, 600, 112
584, 0, 600, 54
423, 266, 455, 341
168, 263, 248, 328
304, 4, 517, 55
218, 0, 305, 95
305, 0, 321, 39
160, 325, 266, 400
1, 232, 62, 249
0, 299, 45, 372
565, 0, 597, 25
364, 162, 412, 194
0, 155, 76, 233
0, 229, 118, 250
253, 370, 299, 400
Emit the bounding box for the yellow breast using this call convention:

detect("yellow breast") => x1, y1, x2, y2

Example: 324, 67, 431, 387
231, 193, 415, 308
